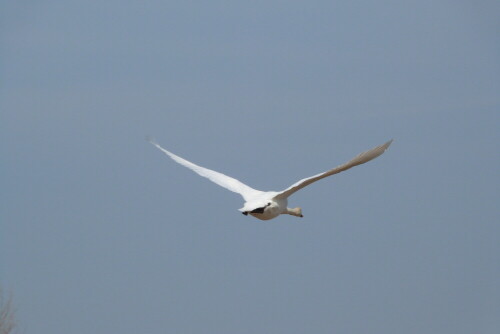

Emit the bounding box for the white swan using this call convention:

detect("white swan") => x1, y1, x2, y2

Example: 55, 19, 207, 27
149, 139, 393, 220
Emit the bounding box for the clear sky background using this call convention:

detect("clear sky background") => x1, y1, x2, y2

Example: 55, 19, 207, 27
1, 1, 499, 333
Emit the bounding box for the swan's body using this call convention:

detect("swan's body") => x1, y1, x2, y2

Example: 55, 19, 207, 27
149, 139, 392, 220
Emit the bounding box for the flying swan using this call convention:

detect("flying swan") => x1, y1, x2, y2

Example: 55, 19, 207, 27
149, 139, 393, 220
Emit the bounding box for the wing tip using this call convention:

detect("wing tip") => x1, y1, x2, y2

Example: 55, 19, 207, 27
146, 135, 158, 146
382, 139, 394, 151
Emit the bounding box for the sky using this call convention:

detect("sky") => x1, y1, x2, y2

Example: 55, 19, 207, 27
1, 1, 499, 333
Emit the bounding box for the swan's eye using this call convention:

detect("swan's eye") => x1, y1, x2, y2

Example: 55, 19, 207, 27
267, 202, 271, 206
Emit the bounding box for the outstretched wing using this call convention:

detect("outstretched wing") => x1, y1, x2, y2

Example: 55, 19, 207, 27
149, 139, 262, 201
274, 140, 393, 200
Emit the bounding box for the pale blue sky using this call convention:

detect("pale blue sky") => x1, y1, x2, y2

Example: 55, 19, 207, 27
1, 1, 499, 333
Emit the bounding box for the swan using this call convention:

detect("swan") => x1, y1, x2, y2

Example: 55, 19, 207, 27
149, 139, 393, 220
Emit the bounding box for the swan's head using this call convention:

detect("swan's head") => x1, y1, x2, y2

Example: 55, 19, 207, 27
289, 207, 303, 218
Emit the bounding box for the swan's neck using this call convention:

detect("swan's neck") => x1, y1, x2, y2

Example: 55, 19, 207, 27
285, 207, 303, 218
